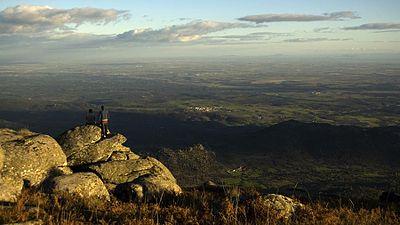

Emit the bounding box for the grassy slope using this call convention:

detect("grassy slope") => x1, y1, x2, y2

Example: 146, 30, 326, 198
0, 189, 399, 225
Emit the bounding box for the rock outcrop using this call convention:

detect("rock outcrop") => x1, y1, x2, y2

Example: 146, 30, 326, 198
0, 128, 68, 202
52, 172, 110, 200
260, 194, 304, 220
58, 125, 138, 166
58, 125, 182, 198
0, 125, 181, 203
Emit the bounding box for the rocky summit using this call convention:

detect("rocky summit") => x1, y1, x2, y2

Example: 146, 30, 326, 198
0, 125, 182, 203
58, 125, 138, 166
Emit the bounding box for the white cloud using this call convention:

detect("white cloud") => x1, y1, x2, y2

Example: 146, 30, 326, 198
238, 11, 360, 23
0, 4, 130, 34
208, 31, 291, 42
116, 20, 256, 43
343, 23, 400, 30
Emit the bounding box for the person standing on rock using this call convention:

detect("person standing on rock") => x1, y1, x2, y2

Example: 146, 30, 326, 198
98, 105, 110, 138
85, 109, 96, 125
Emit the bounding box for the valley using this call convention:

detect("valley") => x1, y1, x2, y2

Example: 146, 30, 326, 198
0, 57, 399, 203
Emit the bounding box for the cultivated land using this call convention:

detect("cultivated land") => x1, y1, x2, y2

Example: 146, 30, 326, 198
0, 56, 399, 201
1, 56, 399, 127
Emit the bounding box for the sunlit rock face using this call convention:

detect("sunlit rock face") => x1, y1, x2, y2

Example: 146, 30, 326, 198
58, 125, 136, 166
58, 125, 182, 199
52, 172, 110, 201
260, 194, 305, 220
0, 125, 182, 203
89, 157, 182, 198
0, 128, 68, 202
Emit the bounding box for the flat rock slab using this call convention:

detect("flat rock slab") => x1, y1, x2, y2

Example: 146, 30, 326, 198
89, 158, 154, 184
89, 157, 182, 197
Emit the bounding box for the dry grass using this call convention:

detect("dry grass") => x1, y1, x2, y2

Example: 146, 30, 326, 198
0, 188, 398, 225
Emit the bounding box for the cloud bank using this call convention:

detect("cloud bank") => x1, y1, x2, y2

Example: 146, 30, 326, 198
208, 32, 291, 42
284, 38, 352, 43
343, 23, 400, 30
0, 4, 130, 34
313, 27, 336, 33
238, 11, 360, 24
117, 20, 255, 42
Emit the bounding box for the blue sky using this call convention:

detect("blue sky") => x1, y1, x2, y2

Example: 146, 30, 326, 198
0, 0, 399, 62
2, 0, 399, 33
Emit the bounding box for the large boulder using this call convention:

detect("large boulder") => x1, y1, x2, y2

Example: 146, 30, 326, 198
260, 194, 305, 220
58, 125, 138, 166
136, 157, 182, 195
52, 172, 110, 201
89, 157, 182, 197
0, 128, 67, 186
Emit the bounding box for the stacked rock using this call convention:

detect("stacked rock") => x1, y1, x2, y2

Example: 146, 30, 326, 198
0, 125, 182, 203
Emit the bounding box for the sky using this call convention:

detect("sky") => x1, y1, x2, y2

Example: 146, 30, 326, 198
0, 0, 399, 63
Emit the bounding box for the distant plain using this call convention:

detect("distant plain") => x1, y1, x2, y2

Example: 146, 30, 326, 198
0, 56, 399, 201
